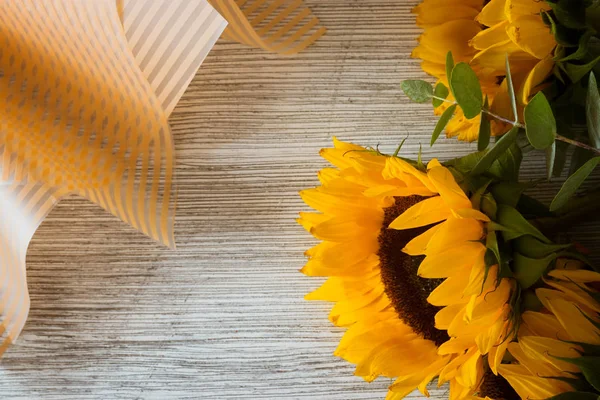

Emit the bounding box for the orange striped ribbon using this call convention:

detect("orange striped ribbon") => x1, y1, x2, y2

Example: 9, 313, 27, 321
209, 0, 326, 55
0, 0, 323, 356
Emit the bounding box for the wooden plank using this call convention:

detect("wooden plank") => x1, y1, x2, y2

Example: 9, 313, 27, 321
0, 1, 597, 398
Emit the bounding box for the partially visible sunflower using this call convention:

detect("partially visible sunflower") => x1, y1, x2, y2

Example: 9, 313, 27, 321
412, 0, 556, 141
499, 262, 600, 399
299, 139, 517, 399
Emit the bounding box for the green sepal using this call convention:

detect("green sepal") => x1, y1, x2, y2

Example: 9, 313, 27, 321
551, 356, 600, 392
514, 235, 571, 258
560, 55, 600, 83
547, 0, 588, 29
545, 391, 599, 400
496, 204, 552, 243
490, 182, 529, 207
471, 126, 520, 177
513, 252, 557, 289
556, 29, 595, 62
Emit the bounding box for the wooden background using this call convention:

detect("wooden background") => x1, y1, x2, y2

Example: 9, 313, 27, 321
1, 1, 598, 399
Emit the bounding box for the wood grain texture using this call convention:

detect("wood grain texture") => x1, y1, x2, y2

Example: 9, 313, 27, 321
0, 1, 598, 399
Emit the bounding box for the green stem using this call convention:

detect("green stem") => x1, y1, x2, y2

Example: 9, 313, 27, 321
555, 134, 600, 155
428, 94, 600, 155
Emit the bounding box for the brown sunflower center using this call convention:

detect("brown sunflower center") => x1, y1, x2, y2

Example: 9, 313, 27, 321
377, 196, 449, 346
479, 368, 519, 400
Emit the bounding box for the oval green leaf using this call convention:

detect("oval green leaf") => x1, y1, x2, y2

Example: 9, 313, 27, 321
401, 80, 433, 103
450, 62, 483, 119
478, 96, 491, 151
524, 92, 556, 150
432, 83, 449, 107
430, 104, 457, 146
446, 52, 454, 90
550, 156, 600, 211
586, 72, 600, 149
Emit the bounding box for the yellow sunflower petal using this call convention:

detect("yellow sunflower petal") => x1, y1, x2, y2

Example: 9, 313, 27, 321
521, 311, 569, 339
477, 0, 507, 27
470, 20, 510, 50
548, 268, 600, 283
505, 0, 551, 23
499, 364, 567, 399
518, 336, 582, 373
451, 208, 491, 221
506, 15, 555, 59
428, 274, 470, 306
427, 165, 472, 210
488, 336, 509, 375
418, 242, 485, 279
403, 223, 442, 256
424, 217, 484, 255
388, 196, 451, 230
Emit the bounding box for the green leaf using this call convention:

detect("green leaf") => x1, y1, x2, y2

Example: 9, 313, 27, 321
586, 72, 600, 149
561, 55, 600, 83
446, 52, 455, 90
433, 83, 449, 108
550, 156, 600, 211
496, 204, 551, 243
450, 62, 483, 119
524, 92, 557, 149
505, 54, 518, 122
514, 235, 570, 258
513, 252, 556, 289
431, 104, 457, 146
546, 141, 556, 179
401, 80, 433, 103
471, 126, 519, 176
478, 96, 491, 151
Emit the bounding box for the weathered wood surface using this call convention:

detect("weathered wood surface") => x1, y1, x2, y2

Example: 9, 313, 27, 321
1, 1, 598, 398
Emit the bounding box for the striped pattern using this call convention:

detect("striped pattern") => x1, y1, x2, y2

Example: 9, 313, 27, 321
0, 0, 226, 354
209, 0, 326, 55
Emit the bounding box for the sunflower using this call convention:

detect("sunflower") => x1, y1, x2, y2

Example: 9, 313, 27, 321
412, 0, 556, 141
299, 139, 516, 399
498, 262, 600, 399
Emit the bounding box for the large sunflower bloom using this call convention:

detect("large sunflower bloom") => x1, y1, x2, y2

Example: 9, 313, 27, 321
299, 139, 516, 399
412, 0, 556, 141
498, 263, 600, 399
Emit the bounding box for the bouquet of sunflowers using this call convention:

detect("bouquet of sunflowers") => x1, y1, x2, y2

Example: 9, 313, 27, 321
298, 1, 600, 399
